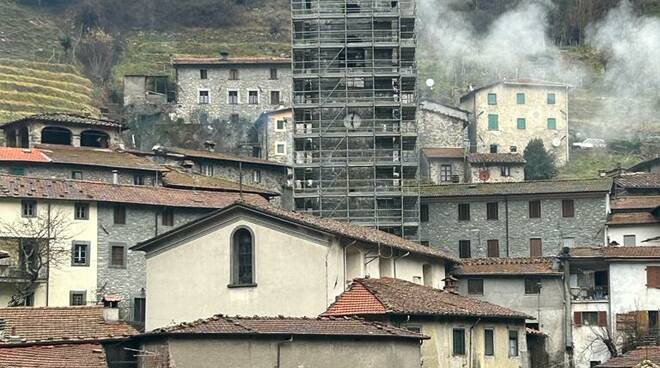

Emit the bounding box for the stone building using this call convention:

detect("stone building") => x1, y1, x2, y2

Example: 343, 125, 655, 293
629, 156, 660, 174
467, 153, 526, 183
607, 195, 659, 246
459, 79, 570, 166
419, 178, 612, 258
254, 107, 293, 165
417, 100, 469, 149
172, 56, 291, 125
420, 148, 466, 184
123, 75, 171, 107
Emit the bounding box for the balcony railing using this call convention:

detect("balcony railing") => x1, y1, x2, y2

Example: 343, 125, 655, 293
291, 0, 415, 17
570, 286, 609, 301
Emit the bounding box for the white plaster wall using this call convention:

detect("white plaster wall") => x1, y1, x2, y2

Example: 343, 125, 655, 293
609, 262, 660, 317
607, 224, 659, 246
394, 255, 445, 289
571, 302, 611, 368
469, 165, 525, 183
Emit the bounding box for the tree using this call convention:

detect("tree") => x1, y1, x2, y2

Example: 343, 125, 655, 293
524, 138, 556, 180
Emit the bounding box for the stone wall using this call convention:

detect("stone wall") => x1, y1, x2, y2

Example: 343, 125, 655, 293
5, 120, 124, 149
420, 194, 607, 258
421, 157, 465, 184
256, 109, 294, 165
416, 105, 467, 149
469, 164, 525, 183
0, 163, 159, 186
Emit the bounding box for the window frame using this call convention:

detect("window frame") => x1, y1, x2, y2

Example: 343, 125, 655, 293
487, 93, 497, 105
517, 118, 526, 130
133, 297, 146, 323
21, 200, 37, 218
74, 202, 89, 220
275, 142, 287, 156
227, 90, 239, 105
467, 279, 484, 295
547, 93, 556, 105
458, 203, 470, 221
109, 243, 127, 269
486, 202, 499, 220
69, 290, 87, 306
562, 199, 575, 218
248, 90, 259, 105
440, 164, 452, 182
113, 205, 126, 225
133, 174, 145, 186
200, 69, 208, 80
528, 200, 541, 218
420, 204, 429, 222
484, 328, 495, 356
229, 68, 239, 80
487, 114, 499, 131
161, 208, 174, 227
71, 241, 90, 267
516, 93, 525, 105
198, 89, 210, 104
524, 277, 542, 294
71, 171, 83, 180
500, 165, 511, 177
275, 119, 287, 131
623, 235, 636, 246
487, 239, 499, 258
252, 170, 262, 184
270, 90, 281, 105
453, 328, 466, 356
459, 240, 471, 259
508, 330, 519, 357
229, 227, 256, 287
547, 118, 557, 130
269, 68, 278, 80
530, 238, 543, 257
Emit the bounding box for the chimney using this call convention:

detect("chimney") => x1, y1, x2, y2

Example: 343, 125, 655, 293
442, 276, 458, 293
112, 170, 119, 185
102, 297, 120, 323
203, 141, 216, 152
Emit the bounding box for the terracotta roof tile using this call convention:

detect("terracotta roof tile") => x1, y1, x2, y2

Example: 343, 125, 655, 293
0, 147, 50, 163
0, 343, 107, 368
1, 113, 123, 129
323, 277, 530, 319
161, 167, 278, 197
597, 345, 660, 367
454, 258, 560, 276
615, 173, 660, 189
172, 56, 290, 65
608, 212, 659, 225
421, 148, 464, 159
0, 174, 267, 209
468, 153, 526, 164
0, 306, 136, 345
157, 146, 289, 168
570, 246, 660, 259
611, 196, 660, 211
34, 145, 165, 172
151, 315, 425, 340
421, 178, 611, 197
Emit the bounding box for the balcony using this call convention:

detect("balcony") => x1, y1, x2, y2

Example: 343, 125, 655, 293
570, 286, 609, 301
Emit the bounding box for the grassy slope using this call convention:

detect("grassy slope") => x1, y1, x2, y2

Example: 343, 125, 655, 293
557, 150, 642, 180
0, 1, 65, 62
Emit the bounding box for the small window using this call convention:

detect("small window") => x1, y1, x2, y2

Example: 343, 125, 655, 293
525, 278, 541, 294
248, 90, 259, 104
488, 114, 499, 131
487, 93, 497, 105
648, 311, 658, 330
562, 199, 575, 218
590, 362, 601, 368
133, 175, 145, 186
230, 113, 240, 123
517, 118, 526, 130
624, 235, 636, 246
21, 200, 37, 218
530, 238, 543, 257
110, 244, 126, 268
228, 90, 239, 104
276, 142, 286, 155
458, 203, 470, 221
232, 228, 254, 285
74, 203, 89, 220
71, 171, 83, 180
252, 170, 262, 184
270, 68, 278, 80
198, 90, 209, 104
162, 208, 174, 226
484, 329, 495, 356
71, 242, 89, 266
547, 118, 557, 130
440, 164, 452, 182
200, 69, 208, 79
404, 324, 422, 333
467, 279, 483, 295
133, 297, 146, 323
270, 91, 281, 105
563, 238, 575, 248
490, 144, 498, 153
516, 93, 525, 104
201, 163, 214, 176
547, 93, 556, 105
500, 166, 511, 177
510, 146, 517, 152
486, 202, 498, 220
646, 266, 660, 288
420, 204, 429, 222
113, 205, 126, 225
581, 312, 599, 326
529, 200, 541, 218
459, 240, 471, 258
420, 240, 430, 246
70, 291, 86, 306
275, 119, 286, 131
229, 69, 239, 80
453, 328, 466, 355
508, 330, 519, 356
487, 240, 499, 257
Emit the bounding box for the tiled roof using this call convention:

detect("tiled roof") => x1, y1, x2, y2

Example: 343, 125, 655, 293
597, 345, 660, 367
468, 153, 526, 164
34, 145, 165, 172
0, 147, 50, 162
0, 174, 267, 209
418, 100, 470, 121
421, 148, 464, 159
615, 173, 660, 189
570, 246, 660, 259
611, 196, 660, 211
453, 258, 561, 276
0, 343, 107, 368
421, 178, 612, 197
0, 306, 136, 345
629, 156, 660, 172
608, 212, 659, 225
157, 146, 289, 168
161, 167, 278, 197
323, 277, 530, 319
149, 315, 426, 340
172, 56, 291, 65
1, 113, 123, 129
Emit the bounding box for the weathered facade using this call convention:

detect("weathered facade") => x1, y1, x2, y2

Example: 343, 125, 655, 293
467, 153, 526, 184
417, 100, 469, 149
420, 148, 466, 184
607, 195, 659, 246
254, 107, 294, 165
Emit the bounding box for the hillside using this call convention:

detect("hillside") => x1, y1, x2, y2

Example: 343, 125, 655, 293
0, 1, 65, 62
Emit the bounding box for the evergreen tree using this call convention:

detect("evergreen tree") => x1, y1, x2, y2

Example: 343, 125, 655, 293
523, 138, 556, 180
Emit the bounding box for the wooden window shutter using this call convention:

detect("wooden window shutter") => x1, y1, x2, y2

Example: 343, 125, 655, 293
574, 312, 582, 326
647, 266, 660, 288
597, 311, 608, 327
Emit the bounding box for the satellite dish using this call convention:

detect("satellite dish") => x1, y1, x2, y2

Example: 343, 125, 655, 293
552, 138, 562, 147
425, 78, 435, 87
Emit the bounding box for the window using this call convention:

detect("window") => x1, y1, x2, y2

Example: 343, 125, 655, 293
133, 297, 146, 323
500, 166, 511, 177
467, 279, 483, 295
229, 69, 239, 80
71, 241, 89, 266
490, 144, 498, 153
420, 204, 429, 222
488, 114, 499, 131
228, 90, 238, 104
453, 328, 466, 355
525, 278, 541, 294
71, 171, 83, 180
276, 142, 286, 155
275, 119, 286, 131
562, 199, 575, 218
21, 200, 37, 218
649, 311, 658, 330
110, 244, 126, 268
547, 93, 556, 105
270, 68, 278, 80
230, 113, 240, 123
590, 362, 601, 368
459, 240, 471, 258
270, 91, 281, 105
133, 175, 145, 186
484, 329, 494, 356
508, 330, 519, 356
404, 324, 422, 333
440, 164, 452, 182
547, 118, 557, 130
113, 205, 126, 225
248, 90, 259, 104
458, 203, 470, 221
575, 311, 606, 327
487, 93, 497, 105
161, 208, 174, 226
647, 266, 660, 288
252, 170, 261, 184
510, 146, 517, 152
231, 228, 254, 285
200, 69, 208, 79
420, 240, 430, 246
530, 238, 543, 257
70, 291, 86, 306
563, 238, 575, 248
198, 90, 209, 104
624, 235, 636, 246
517, 118, 526, 130
487, 240, 499, 257
486, 202, 498, 220
201, 163, 214, 176
516, 93, 525, 104
74, 203, 89, 220
529, 200, 541, 218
